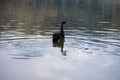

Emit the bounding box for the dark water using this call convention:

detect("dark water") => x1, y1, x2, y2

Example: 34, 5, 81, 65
0, 0, 120, 80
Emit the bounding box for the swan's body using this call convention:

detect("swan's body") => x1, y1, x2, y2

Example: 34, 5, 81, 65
53, 21, 66, 42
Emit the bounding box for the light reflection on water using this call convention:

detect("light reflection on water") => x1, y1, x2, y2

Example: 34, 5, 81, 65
0, 0, 120, 80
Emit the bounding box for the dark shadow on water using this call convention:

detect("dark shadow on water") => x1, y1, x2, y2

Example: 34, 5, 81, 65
9, 53, 43, 59
53, 41, 67, 56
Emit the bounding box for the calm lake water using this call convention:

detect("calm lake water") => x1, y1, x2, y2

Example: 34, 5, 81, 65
0, 0, 120, 80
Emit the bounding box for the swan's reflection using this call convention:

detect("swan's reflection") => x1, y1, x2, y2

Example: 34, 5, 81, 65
53, 41, 67, 56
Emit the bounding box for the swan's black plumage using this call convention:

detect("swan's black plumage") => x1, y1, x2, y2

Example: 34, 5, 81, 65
53, 21, 66, 42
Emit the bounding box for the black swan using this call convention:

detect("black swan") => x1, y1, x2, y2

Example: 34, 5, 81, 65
53, 21, 66, 42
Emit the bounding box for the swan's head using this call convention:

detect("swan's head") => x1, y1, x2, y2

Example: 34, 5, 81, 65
61, 21, 67, 25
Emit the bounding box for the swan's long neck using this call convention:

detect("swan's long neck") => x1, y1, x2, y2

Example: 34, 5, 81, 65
61, 23, 64, 36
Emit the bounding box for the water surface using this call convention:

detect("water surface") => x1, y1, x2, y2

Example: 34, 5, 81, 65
0, 0, 120, 80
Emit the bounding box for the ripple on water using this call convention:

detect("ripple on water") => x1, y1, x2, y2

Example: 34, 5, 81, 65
0, 27, 120, 59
